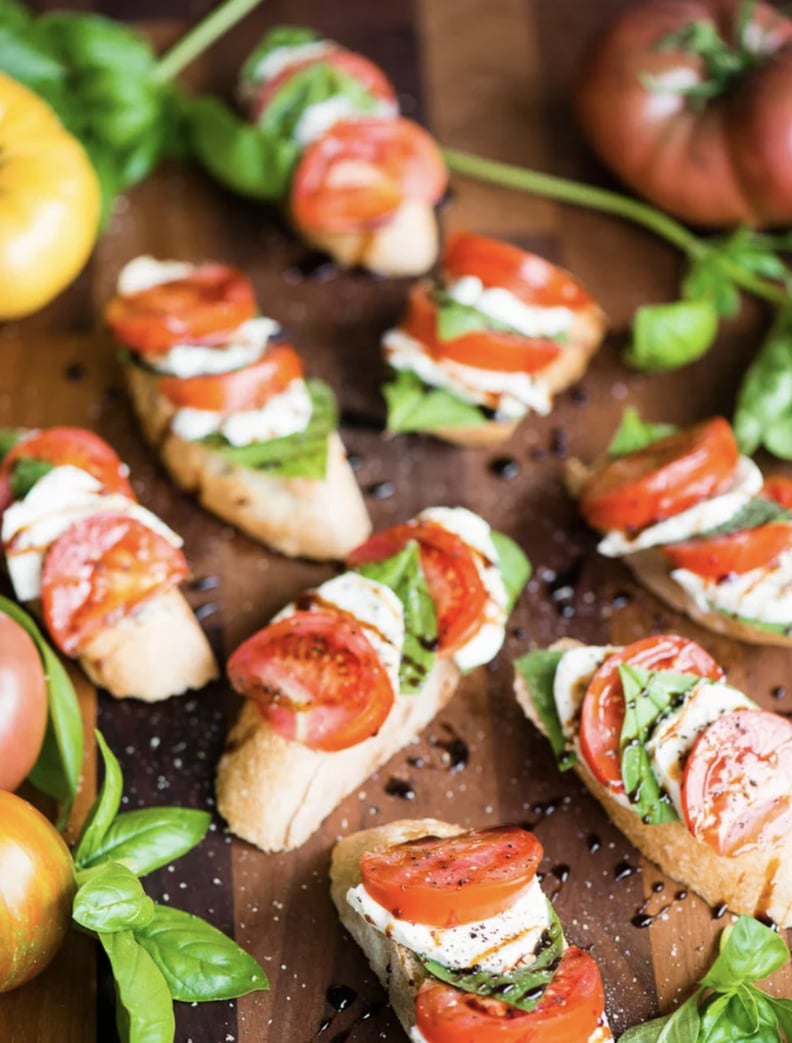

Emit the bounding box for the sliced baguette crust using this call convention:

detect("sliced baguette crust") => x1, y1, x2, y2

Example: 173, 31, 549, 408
514, 647, 792, 927
216, 659, 460, 852
78, 587, 218, 702
125, 363, 371, 560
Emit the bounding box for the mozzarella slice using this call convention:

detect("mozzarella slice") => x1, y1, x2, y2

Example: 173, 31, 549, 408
248, 39, 336, 85
293, 96, 397, 147
445, 275, 573, 340
170, 378, 313, 446
553, 645, 619, 740
671, 552, 792, 627
148, 318, 280, 378
347, 875, 550, 974
2, 465, 181, 603
117, 256, 194, 297
417, 507, 508, 671
647, 680, 757, 817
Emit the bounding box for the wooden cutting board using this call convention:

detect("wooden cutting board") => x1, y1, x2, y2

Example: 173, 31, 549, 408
3, 0, 792, 1040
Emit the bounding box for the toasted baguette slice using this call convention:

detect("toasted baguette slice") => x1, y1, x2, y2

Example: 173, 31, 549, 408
125, 363, 371, 561
514, 643, 792, 927
78, 586, 218, 702
216, 659, 460, 852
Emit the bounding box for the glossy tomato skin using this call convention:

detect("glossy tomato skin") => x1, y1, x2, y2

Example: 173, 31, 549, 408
663, 522, 792, 578
577, 0, 792, 227
0, 792, 75, 993
762, 475, 792, 509
0, 613, 47, 792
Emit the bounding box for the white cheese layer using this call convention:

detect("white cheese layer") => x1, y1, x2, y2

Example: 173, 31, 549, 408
294, 95, 397, 147
148, 318, 280, 378
384, 328, 551, 422
553, 645, 618, 740
2, 466, 181, 603
117, 256, 194, 297
417, 507, 508, 671
276, 572, 404, 696
446, 276, 574, 340
248, 39, 336, 85
170, 377, 313, 447
671, 550, 792, 626
347, 875, 550, 974
647, 680, 757, 817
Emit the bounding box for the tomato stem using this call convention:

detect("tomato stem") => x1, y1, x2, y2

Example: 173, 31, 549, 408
443, 149, 788, 306
151, 0, 263, 84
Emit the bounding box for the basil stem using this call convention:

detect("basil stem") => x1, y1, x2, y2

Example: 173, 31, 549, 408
151, 0, 263, 84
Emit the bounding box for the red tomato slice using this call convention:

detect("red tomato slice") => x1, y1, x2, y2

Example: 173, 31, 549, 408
360, 826, 543, 927
402, 285, 561, 374
41, 513, 188, 656
251, 47, 397, 123
158, 345, 304, 413
0, 427, 134, 514
105, 264, 257, 356
348, 521, 488, 657
762, 475, 792, 509
227, 610, 394, 752
443, 232, 595, 312
663, 522, 792, 579
580, 418, 739, 533
291, 117, 448, 235
580, 635, 725, 794
414, 946, 606, 1043
682, 710, 792, 858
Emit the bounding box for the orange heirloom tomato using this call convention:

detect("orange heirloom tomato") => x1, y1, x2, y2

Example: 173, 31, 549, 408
0, 73, 100, 319
0, 792, 75, 993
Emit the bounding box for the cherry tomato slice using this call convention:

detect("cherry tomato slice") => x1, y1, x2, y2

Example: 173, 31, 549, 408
0, 427, 134, 514
0, 612, 47, 792
663, 522, 792, 578
360, 826, 543, 927
443, 232, 595, 311
348, 521, 488, 656
291, 117, 448, 235
227, 610, 395, 752
158, 345, 304, 413
41, 513, 188, 656
580, 635, 725, 793
682, 709, 792, 858
580, 418, 739, 533
414, 946, 606, 1043
762, 475, 792, 509
402, 285, 560, 374
105, 263, 257, 356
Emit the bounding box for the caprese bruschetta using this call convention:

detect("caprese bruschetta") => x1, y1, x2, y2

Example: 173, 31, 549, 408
238, 26, 448, 276
570, 410, 792, 645
382, 233, 607, 446
331, 819, 613, 1043
216, 507, 530, 851
105, 255, 371, 560
0, 425, 217, 701
514, 634, 792, 925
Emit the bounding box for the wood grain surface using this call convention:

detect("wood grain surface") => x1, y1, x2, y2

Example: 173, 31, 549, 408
3, 1, 792, 1041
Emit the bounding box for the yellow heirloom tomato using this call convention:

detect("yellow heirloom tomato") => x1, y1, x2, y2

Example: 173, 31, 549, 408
0, 73, 100, 320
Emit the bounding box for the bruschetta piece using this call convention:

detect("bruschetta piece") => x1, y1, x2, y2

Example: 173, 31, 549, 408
106, 256, 371, 561
216, 507, 530, 851
331, 819, 613, 1043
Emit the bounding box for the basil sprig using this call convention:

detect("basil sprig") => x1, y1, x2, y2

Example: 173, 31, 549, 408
621, 916, 792, 1042
258, 62, 380, 141
697, 496, 791, 540
734, 306, 792, 460
432, 288, 526, 343
513, 649, 575, 770
239, 26, 319, 93
607, 407, 678, 458
383, 369, 489, 433
491, 530, 531, 613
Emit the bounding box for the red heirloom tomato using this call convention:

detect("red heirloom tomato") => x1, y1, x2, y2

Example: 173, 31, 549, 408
663, 522, 792, 577
762, 475, 792, 509
0, 612, 47, 792
0, 791, 75, 993
159, 345, 304, 413
577, 0, 792, 227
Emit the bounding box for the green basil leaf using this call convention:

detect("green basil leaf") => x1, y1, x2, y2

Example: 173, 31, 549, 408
422, 902, 564, 1012
764, 994, 792, 1039
0, 427, 24, 461
716, 612, 792, 637
626, 300, 719, 372
695, 496, 791, 539
74, 862, 154, 933
607, 407, 678, 457
355, 541, 438, 694
188, 96, 299, 202
36, 12, 155, 75
384, 369, 488, 433
513, 649, 576, 769
99, 930, 175, 1043
0, 595, 82, 824
74, 731, 124, 868
76, 70, 161, 150
0, 0, 35, 33
432, 289, 526, 342
239, 25, 320, 89
202, 379, 336, 479
701, 916, 790, 991
259, 61, 380, 140
79, 807, 211, 876
734, 309, 792, 458
135, 904, 268, 1002
619, 991, 703, 1042
618, 1015, 672, 1043
9, 457, 54, 500
0, 25, 66, 88
682, 256, 741, 319
491, 530, 531, 613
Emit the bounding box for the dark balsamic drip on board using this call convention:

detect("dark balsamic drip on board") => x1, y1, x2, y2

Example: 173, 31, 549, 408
329, 1000, 386, 1043
191, 574, 220, 592
713, 902, 729, 920
315, 985, 358, 1036
614, 860, 641, 882
489, 456, 520, 481
521, 798, 560, 831
366, 480, 395, 500
194, 602, 219, 621
546, 863, 571, 902
587, 833, 602, 854
286, 251, 338, 282
340, 409, 382, 433
546, 557, 583, 618
385, 777, 415, 800
64, 362, 85, 382
430, 723, 469, 772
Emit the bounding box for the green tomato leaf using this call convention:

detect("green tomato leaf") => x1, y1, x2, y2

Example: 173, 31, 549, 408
74, 731, 124, 868
135, 905, 268, 1002
383, 369, 488, 433
607, 406, 677, 457
734, 309, 792, 457
513, 649, 575, 769
74, 862, 154, 933
79, 807, 211, 876
701, 916, 790, 991
99, 930, 175, 1043
491, 530, 531, 613
626, 299, 719, 372
239, 25, 320, 89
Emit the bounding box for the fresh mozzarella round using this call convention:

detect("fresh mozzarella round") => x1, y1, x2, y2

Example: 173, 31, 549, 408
346, 875, 550, 973
116, 256, 194, 297
671, 552, 792, 627
293, 96, 397, 147
409, 1028, 430, 1043
170, 378, 313, 446
383, 328, 552, 420
553, 645, 619, 740
597, 456, 763, 557
248, 39, 336, 85
647, 680, 757, 817
2, 465, 181, 603
417, 506, 508, 670
446, 275, 573, 340
148, 318, 280, 378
